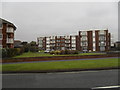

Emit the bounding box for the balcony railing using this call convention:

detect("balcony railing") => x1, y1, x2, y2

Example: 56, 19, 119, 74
65, 41, 70, 43
7, 38, 14, 43
65, 45, 70, 47
50, 41, 55, 43
99, 39, 106, 41
99, 43, 106, 46
81, 38, 87, 41
7, 27, 14, 33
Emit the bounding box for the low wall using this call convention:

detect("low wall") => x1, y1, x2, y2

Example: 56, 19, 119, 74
1, 54, 119, 63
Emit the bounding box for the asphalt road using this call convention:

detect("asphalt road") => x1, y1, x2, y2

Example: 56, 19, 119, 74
2, 69, 119, 88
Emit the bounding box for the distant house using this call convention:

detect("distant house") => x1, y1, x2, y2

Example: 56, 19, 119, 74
14, 40, 23, 48
0, 18, 17, 48
37, 29, 111, 52
114, 41, 120, 49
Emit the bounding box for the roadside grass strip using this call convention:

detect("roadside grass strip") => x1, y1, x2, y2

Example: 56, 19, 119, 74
1, 58, 119, 72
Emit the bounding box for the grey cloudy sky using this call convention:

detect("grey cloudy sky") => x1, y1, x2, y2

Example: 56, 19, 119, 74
2, 2, 118, 42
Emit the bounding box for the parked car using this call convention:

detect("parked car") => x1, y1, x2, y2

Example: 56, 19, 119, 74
83, 50, 88, 53
44, 50, 50, 53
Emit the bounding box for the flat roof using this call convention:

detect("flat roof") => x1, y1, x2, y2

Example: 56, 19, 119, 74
0, 18, 17, 30
79, 29, 108, 31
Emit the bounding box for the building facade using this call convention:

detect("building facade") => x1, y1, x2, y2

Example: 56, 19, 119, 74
37, 35, 79, 51
0, 18, 16, 48
79, 30, 111, 52
37, 29, 111, 52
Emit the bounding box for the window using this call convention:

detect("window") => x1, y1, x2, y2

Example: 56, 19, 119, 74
61, 40, 65, 42
81, 36, 87, 41
61, 36, 65, 38
50, 39, 55, 43
0, 45, 2, 49
65, 36, 70, 39
7, 27, 14, 33
99, 42, 106, 46
65, 40, 70, 43
39, 40, 43, 43
99, 36, 105, 41
7, 38, 14, 43
81, 42, 87, 46
72, 47, 76, 50
50, 39, 55, 41
71, 36, 76, 40
57, 36, 60, 38
0, 40, 2, 45
56, 43, 60, 46
72, 44, 76, 47
50, 36, 55, 39
99, 30, 105, 35
72, 40, 76, 43
50, 43, 55, 47
39, 45, 43, 47
0, 34, 2, 40
0, 23, 2, 29
57, 40, 60, 42
100, 46, 105, 51
81, 31, 87, 35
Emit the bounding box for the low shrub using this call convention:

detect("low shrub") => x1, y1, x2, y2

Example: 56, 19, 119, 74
50, 50, 61, 55
50, 51, 55, 54
55, 50, 61, 55
2, 48, 25, 58
50, 50, 79, 55
2, 48, 7, 58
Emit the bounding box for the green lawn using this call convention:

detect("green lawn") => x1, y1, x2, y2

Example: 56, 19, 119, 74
1, 58, 119, 72
13, 52, 105, 58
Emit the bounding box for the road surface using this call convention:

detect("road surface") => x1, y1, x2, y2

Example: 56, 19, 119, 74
2, 69, 119, 88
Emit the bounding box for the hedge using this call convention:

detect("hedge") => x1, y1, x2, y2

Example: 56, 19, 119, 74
1, 48, 24, 58
50, 50, 79, 55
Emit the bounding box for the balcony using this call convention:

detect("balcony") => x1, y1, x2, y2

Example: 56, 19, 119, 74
65, 45, 70, 47
99, 41, 106, 46
81, 32, 87, 36
65, 36, 70, 39
99, 39, 106, 42
50, 41, 55, 43
81, 38, 87, 41
50, 44, 55, 47
38, 45, 43, 47
7, 27, 14, 33
65, 41, 70, 43
7, 38, 14, 43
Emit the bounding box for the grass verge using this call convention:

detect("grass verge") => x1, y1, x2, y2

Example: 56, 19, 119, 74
1, 58, 119, 72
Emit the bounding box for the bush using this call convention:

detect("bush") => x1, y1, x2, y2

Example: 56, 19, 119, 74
50, 51, 55, 54
55, 50, 61, 55
71, 50, 79, 54
50, 50, 61, 55
16, 48, 22, 55
6, 48, 17, 57
50, 50, 79, 55
2, 48, 25, 58
30, 46, 39, 52
2, 48, 7, 58
23, 45, 29, 52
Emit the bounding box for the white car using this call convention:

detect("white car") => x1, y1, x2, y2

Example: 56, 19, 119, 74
44, 50, 50, 53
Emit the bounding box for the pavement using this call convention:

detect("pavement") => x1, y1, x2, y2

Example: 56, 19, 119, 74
2, 69, 119, 88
